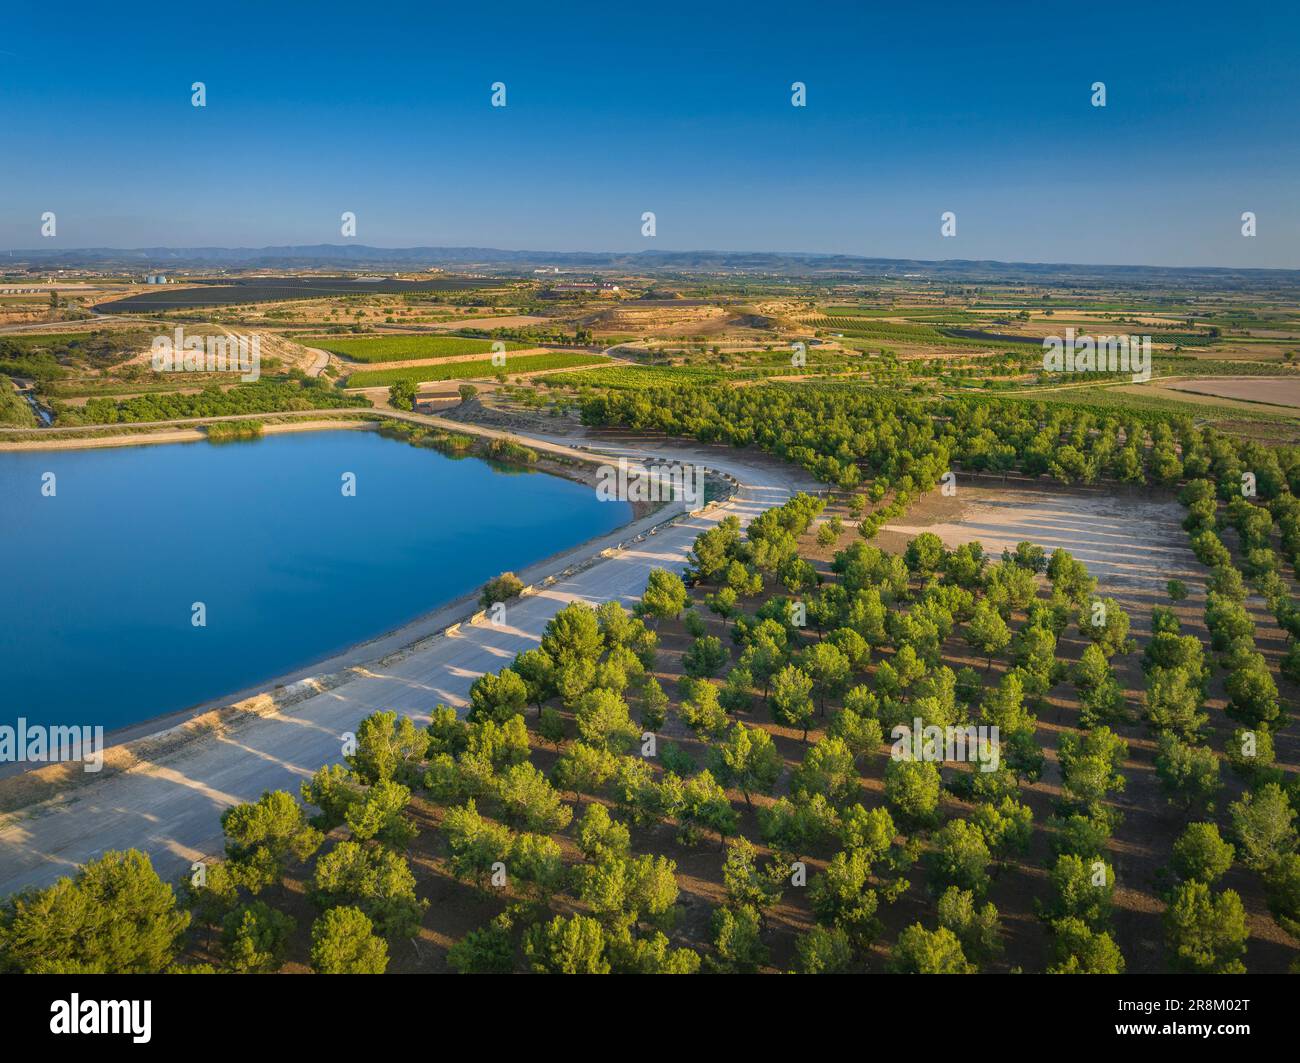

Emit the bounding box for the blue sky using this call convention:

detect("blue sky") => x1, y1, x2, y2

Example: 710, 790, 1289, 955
2, 0, 1297, 267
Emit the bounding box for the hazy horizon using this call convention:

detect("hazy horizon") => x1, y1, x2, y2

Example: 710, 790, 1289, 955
6, 242, 1300, 276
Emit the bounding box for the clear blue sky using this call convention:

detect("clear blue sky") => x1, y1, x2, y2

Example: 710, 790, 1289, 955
2, 0, 1297, 267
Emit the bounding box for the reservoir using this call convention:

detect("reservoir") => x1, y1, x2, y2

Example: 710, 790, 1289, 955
0, 429, 631, 732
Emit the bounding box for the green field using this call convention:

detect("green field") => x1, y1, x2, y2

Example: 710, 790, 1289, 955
538, 352, 878, 391
809, 317, 1006, 349
347, 352, 609, 387
539, 364, 731, 390
823, 306, 982, 323
308, 334, 531, 363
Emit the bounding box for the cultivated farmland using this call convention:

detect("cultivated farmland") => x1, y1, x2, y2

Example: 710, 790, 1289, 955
310, 334, 531, 363
346, 352, 610, 387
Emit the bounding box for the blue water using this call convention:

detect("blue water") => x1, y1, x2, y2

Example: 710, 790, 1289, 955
0, 430, 630, 731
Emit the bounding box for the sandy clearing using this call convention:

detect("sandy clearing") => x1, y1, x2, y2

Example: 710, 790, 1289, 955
881, 481, 1200, 598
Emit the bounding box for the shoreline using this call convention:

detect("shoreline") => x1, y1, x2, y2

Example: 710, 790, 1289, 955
0, 433, 806, 893
0, 413, 721, 797
0, 410, 381, 451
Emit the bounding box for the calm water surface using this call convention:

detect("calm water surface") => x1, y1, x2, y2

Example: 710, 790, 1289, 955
0, 430, 630, 731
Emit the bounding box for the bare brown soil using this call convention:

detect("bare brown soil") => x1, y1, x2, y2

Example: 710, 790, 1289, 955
1163, 376, 1300, 410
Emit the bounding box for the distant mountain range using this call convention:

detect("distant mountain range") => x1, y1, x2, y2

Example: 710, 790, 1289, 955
5, 245, 1299, 288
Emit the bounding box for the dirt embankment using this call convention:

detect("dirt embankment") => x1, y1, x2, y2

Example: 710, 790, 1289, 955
0, 415, 376, 451
0, 678, 357, 814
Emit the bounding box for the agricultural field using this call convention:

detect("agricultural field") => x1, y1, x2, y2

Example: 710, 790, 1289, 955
1007, 384, 1300, 441
345, 352, 610, 388
1162, 377, 1300, 409
309, 334, 530, 363
10, 272, 1295, 441
538, 364, 734, 390
537, 357, 866, 392
808, 318, 1000, 348
95, 276, 510, 314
